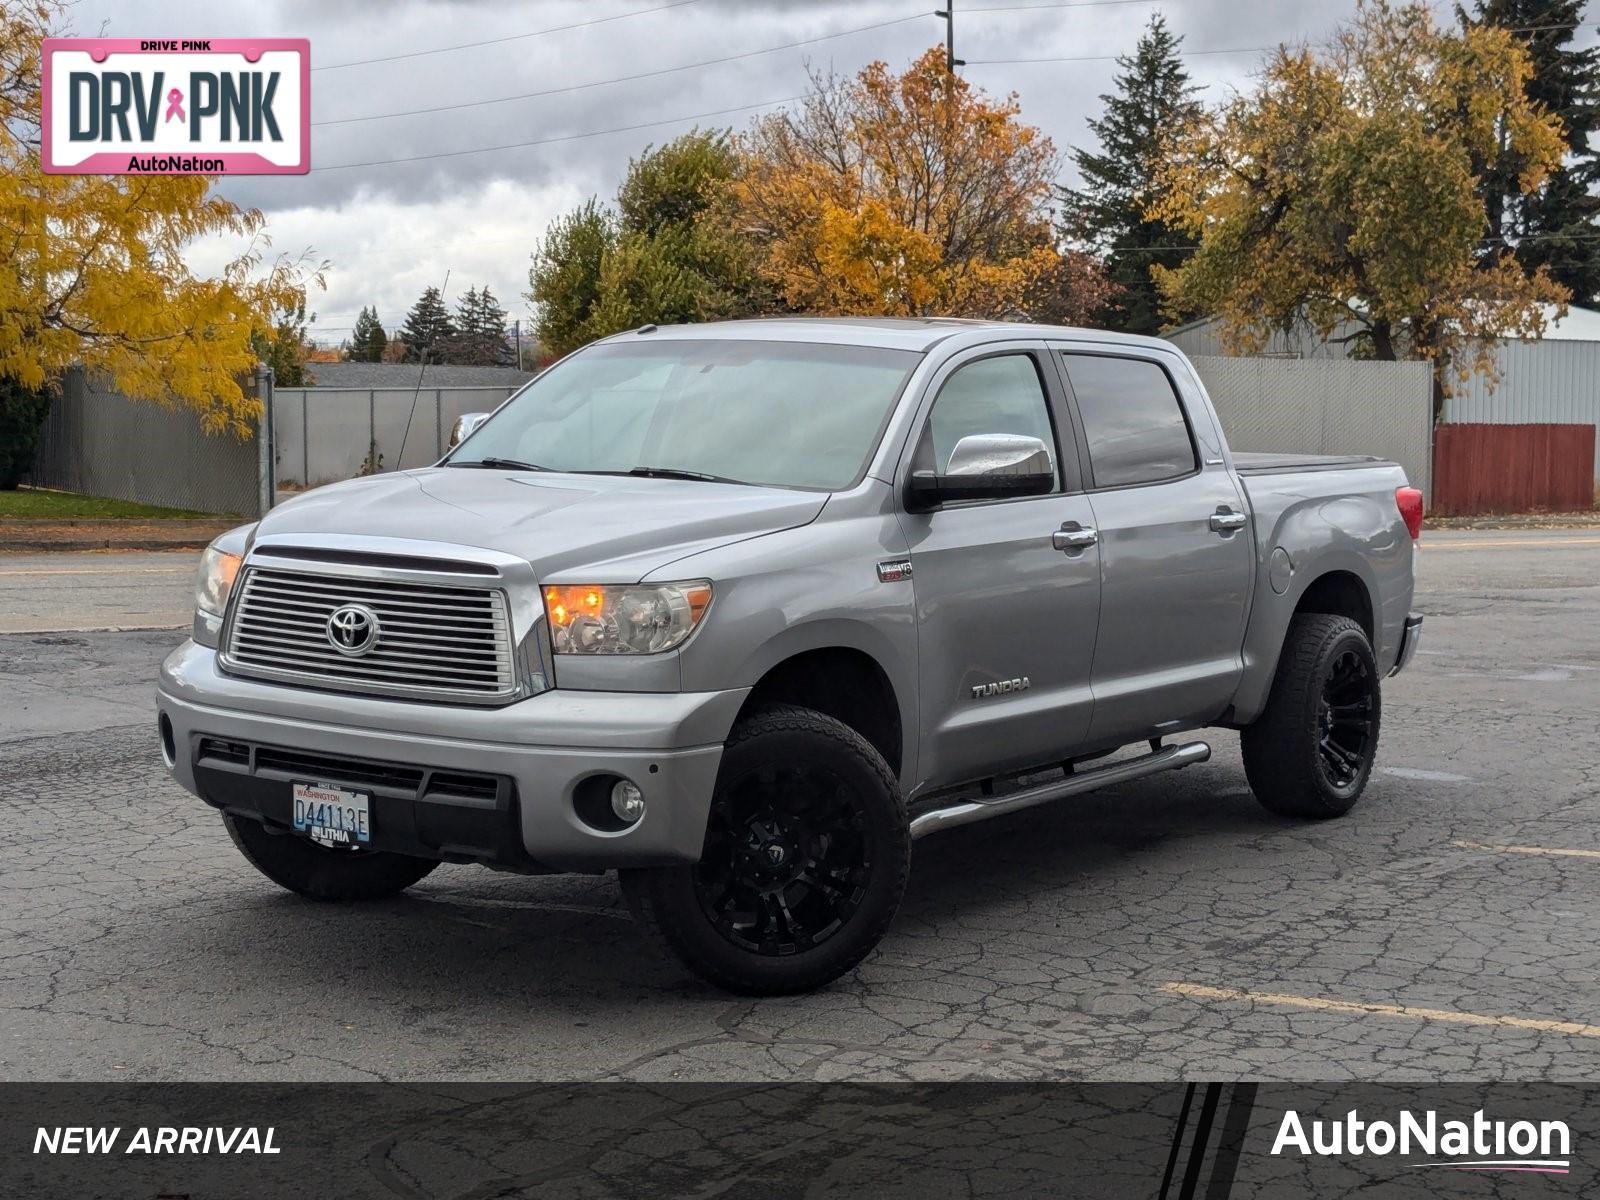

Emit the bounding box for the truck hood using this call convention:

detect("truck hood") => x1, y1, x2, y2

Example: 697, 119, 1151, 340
253, 467, 827, 580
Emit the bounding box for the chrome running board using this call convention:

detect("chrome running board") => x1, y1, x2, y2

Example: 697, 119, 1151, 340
908, 740, 1212, 841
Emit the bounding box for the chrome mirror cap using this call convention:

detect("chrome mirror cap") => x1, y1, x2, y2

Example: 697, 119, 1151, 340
449, 412, 491, 449
946, 433, 1053, 478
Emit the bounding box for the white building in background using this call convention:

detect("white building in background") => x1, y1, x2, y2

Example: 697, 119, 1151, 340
1164, 304, 1600, 482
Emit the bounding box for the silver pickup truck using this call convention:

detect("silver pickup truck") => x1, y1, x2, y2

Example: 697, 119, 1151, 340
157, 318, 1423, 994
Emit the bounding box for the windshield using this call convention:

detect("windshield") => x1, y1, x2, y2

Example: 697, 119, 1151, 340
449, 338, 921, 490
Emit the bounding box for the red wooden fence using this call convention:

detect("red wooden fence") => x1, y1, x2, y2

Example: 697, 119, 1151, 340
1431, 423, 1596, 516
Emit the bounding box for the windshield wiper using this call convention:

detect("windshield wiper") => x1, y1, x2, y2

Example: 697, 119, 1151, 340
448, 457, 549, 472
622, 466, 742, 484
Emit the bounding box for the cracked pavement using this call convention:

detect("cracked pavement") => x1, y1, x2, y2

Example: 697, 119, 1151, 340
1, 529, 1597, 1082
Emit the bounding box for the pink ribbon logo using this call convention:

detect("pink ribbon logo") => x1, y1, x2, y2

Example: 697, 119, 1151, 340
164, 88, 185, 123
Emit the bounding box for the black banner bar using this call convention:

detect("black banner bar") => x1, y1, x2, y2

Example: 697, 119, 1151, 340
2, 1083, 1595, 1199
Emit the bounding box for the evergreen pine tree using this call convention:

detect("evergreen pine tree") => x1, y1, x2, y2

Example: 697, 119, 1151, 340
475, 287, 514, 365
398, 287, 457, 364
1464, 0, 1600, 304
447, 287, 515, 365
450, 287, 483, 364
362, 308, 388, 362
1060, 15, 1202, 334
345, 306, 387, 362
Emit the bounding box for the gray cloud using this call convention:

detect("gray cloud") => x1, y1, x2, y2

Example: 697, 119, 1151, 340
65, 0, 1522, 339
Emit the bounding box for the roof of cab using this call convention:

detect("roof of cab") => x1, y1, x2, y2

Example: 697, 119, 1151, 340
592, 316, 1177, 354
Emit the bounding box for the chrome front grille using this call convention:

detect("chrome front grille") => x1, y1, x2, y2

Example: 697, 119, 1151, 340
221, 566, 519, 703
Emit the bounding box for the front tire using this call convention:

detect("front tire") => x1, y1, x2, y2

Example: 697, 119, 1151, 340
620, 704, 910, 995
224, 813, 439, 901
1242, 613, 1382, 818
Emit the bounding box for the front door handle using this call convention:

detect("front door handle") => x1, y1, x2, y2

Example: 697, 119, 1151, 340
1053, 521, 1098, 552
1209, 507, 1248, 534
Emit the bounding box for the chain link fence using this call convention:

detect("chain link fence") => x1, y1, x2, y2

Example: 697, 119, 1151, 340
28, 366, 268, 516
272, 386, 522, 488
24, 360, 1431, 514
1188, 356, 1435, 501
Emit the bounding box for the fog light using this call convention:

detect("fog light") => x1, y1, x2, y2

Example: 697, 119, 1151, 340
610, 779, 645, 824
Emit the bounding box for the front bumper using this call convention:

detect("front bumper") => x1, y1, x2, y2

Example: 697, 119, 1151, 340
157, 641, 747, 871
1389, 611, 1423, 677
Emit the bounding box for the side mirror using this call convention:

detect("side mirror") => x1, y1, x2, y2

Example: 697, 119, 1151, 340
907, 433, 1054, 510
449, 412, 490, 448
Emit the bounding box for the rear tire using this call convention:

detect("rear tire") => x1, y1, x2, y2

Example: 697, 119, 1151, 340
620, 704, 909, 995
224, 813, 439, 901
1242, 613, 1381, 819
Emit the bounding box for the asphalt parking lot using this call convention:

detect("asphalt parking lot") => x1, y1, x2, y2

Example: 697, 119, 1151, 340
2, 529, 1598, 1082
0, 551, 196, 634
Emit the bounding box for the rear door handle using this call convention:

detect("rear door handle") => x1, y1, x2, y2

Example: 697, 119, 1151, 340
1209, 507, 1248, 534
1052, 522, 1098, 552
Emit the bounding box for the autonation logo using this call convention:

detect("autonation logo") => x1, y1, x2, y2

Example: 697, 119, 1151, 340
1273, 1108, 1572, 1175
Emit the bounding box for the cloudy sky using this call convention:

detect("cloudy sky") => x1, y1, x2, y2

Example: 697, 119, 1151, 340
65, 0, 1476, 346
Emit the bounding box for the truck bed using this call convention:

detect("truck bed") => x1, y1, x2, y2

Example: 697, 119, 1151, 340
1230, 449, 1415, 717
1232, 451, 1390, 475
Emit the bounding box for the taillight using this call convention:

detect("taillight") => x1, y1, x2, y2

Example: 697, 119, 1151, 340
1395, 486, 1424, 540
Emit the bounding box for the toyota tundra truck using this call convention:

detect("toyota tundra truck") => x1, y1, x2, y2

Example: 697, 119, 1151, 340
157, 318, 1424, 995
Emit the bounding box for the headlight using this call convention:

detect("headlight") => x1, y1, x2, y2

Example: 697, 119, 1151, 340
195, 543, 243, 619
543, 581, 711, 655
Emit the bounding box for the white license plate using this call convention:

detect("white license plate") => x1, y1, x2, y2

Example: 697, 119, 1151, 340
291, 782, 371, 849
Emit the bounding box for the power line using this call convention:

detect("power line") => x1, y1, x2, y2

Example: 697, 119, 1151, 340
941, 0, 1173, 73
310, 0, 1204, 102
964, 0, 1176, 10
301, 2, 1600, 215
968, 21, 1600, 67
314, 93, 808, 172
969, 45, 1261, 65
313, 0, 706, 72
314, 13, 927, 127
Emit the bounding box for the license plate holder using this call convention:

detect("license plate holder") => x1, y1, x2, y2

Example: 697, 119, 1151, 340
291, 781, 371, 850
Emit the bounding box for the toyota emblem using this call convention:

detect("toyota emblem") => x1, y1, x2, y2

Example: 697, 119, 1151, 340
325, 604, 380, 656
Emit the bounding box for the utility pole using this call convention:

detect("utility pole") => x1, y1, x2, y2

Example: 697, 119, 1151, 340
936, 1, 964, 74
514, 319, 522, 369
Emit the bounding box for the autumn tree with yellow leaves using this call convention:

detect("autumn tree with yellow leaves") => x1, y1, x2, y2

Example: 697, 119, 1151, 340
0, 1, 317, 485
736, 49, 1111, 321
1151, 1, 1568, 407
530, 52, 1111, 349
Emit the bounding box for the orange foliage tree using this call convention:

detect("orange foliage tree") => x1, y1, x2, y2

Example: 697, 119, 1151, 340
735, 48, 1112, 321
1150, 1, 1566, 402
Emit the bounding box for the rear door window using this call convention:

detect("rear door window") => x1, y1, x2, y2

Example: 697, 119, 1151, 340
1060, 354, 1197, 488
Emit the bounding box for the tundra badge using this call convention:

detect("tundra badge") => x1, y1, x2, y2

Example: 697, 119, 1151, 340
972, 677, 1031, 700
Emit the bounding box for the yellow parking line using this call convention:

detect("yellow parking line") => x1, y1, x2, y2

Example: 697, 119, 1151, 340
1426, 537, 1600, 550
1453, 840, 1600, 861
1161, 982, 1600, 1039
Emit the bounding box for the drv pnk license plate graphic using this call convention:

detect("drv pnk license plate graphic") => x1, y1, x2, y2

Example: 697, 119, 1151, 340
40, 38, 310, 175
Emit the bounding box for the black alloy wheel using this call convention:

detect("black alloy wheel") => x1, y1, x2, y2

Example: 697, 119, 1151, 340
694, 760, 872, 956
1317, 647, 1377, 792
619, 704, 910, 995
1242, 613, 1383, 819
